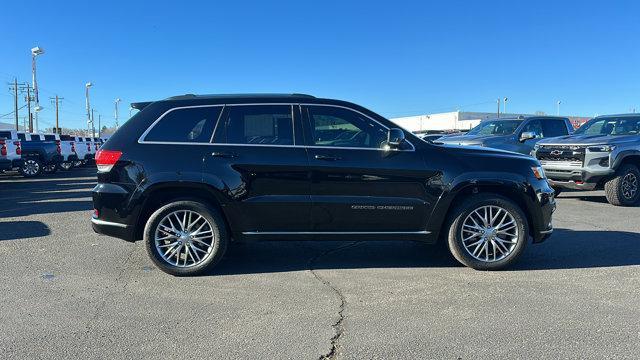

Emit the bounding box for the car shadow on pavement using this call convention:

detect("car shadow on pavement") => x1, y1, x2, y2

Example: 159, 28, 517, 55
512, 228, 640, 270
557, 194, 610, 204
0, 168, 95, 218
0, 220, 50, 241
208, 227, 640, 275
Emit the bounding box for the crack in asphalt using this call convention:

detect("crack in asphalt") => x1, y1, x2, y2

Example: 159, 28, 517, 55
308, 241, 361, 360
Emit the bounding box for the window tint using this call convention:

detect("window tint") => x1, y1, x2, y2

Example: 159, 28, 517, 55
44, 135, 57, 141
216, 105, 294, 145
541, 120, 568, 137
145, 106, 222, 143
520, 119, 543, 138
306, 106, 387, 149
30, 135, 43, 142
60, 135, 73, 141
17, 133, 26, 141
85, 138, 92, 142
0, 131, 11, 139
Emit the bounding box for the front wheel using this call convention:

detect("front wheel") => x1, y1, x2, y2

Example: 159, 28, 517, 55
144, 200, 229, 276
19, 158, 43, 177
604, 164, 640, 206
446, 194, 528, 270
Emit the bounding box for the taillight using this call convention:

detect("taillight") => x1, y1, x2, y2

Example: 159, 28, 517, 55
0, 140, 6, 156
55, 140, 61, 154
95, 149, 122, 173
13, 141, 21, 155
70, 142, 76, 153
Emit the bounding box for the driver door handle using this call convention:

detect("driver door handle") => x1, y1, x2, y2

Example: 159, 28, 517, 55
211, 151, 238, 158
314, 154, 341, 161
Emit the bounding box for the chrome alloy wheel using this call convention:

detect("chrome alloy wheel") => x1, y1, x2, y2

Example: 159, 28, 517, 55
621, 172, 638, 200
154, 210, 215, 268
60, 162, 73, 170
461, 205, 519, 262
22, 159, 40, 176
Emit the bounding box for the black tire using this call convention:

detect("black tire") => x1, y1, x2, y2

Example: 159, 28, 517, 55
43, 163, 58, 174
19, 158, 43, 177
144, 200, 228, 276
446, 193, 528, 270
604, 164, 640, 206
551, 187, 563, 196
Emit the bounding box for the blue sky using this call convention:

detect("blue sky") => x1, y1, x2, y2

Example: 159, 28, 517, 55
1, 0, 639, 130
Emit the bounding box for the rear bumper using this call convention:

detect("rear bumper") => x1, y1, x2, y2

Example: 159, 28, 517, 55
529, 179, 556, 244
91, 217, 136, 242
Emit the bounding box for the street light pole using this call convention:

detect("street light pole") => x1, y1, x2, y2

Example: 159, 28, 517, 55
115, 98, 121, 129
31, 47, 44, 133
557, 100, 561, 116
503, 97, 508, 114
497, 98, 501, 118
85, 82, 93, 136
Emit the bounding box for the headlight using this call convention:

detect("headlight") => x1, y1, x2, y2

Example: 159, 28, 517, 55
533, 143, 542, 151
587, 145, 616, 152
531, 166, 546, 180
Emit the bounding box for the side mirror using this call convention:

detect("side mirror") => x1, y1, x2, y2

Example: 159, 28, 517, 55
386, 128, 406, 149
519, 131, 536, 142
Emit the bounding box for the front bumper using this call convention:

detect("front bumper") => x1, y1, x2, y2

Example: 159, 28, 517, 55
536, 151, 615, 191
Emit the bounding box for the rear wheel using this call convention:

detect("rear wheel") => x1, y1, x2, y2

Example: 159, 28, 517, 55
144, 200, 228, 276
446, 194, 528, 270
19, 158, 43, 177
604, 164, 640, 206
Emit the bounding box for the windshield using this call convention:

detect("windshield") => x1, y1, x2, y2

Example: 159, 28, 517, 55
467, 120, 522, 136
575, 116, 640, 136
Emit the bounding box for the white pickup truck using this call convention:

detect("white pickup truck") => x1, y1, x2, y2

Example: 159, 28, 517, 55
0, 130, 23, 173
42, 133, 79, 171
72, 136, 94, 166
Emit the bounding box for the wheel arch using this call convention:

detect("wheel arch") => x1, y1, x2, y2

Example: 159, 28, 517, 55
134, 181, 232, 241
428, 178, 538, 242
613, 151, 640, 170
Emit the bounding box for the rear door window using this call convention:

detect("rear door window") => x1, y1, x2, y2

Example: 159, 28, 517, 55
144, 106, 222, 143
520, 120, 543, 138
214, 105, 294, 145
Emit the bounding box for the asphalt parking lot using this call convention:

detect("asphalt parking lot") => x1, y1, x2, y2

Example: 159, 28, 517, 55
1, 169, 639, 359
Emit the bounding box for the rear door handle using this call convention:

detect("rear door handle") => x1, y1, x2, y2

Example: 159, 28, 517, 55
211, 151, 237, 158
314, 154, 341, 161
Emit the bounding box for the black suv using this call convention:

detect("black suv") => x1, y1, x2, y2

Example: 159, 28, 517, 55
92, 94, 555, 275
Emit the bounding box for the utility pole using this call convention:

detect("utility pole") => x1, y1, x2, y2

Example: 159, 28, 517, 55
13, 78, 19, 130
26, 84, 33, 132
114, 98, 121, 129
98, 114, 101, 137
85, 82, 93, 137
91, 109, 96, 138
49, 95, 64, 133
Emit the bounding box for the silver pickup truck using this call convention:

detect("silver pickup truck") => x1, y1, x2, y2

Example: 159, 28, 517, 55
533, 114, 640, 206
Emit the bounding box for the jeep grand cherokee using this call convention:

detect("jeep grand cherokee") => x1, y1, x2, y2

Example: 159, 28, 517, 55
91, 94, 555, 275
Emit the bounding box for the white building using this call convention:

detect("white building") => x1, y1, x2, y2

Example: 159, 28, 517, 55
390, 111, 529, 133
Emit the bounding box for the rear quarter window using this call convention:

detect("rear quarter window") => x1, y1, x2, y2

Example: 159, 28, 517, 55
0, 131, 12, 139
44, 135, 57, 141
144, 106, 222, 143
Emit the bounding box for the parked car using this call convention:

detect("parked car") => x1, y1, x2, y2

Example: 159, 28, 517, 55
533, 114, 640, 205
438, 116, 574, 155
43, 133, 78, 171
92, 94, 555, 276
71, 136, 92, 166
17, 132, 63, 177
0, 130, 24, 172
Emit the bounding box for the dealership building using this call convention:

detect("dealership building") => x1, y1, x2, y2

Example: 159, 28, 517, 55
390, 111, 591, 133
